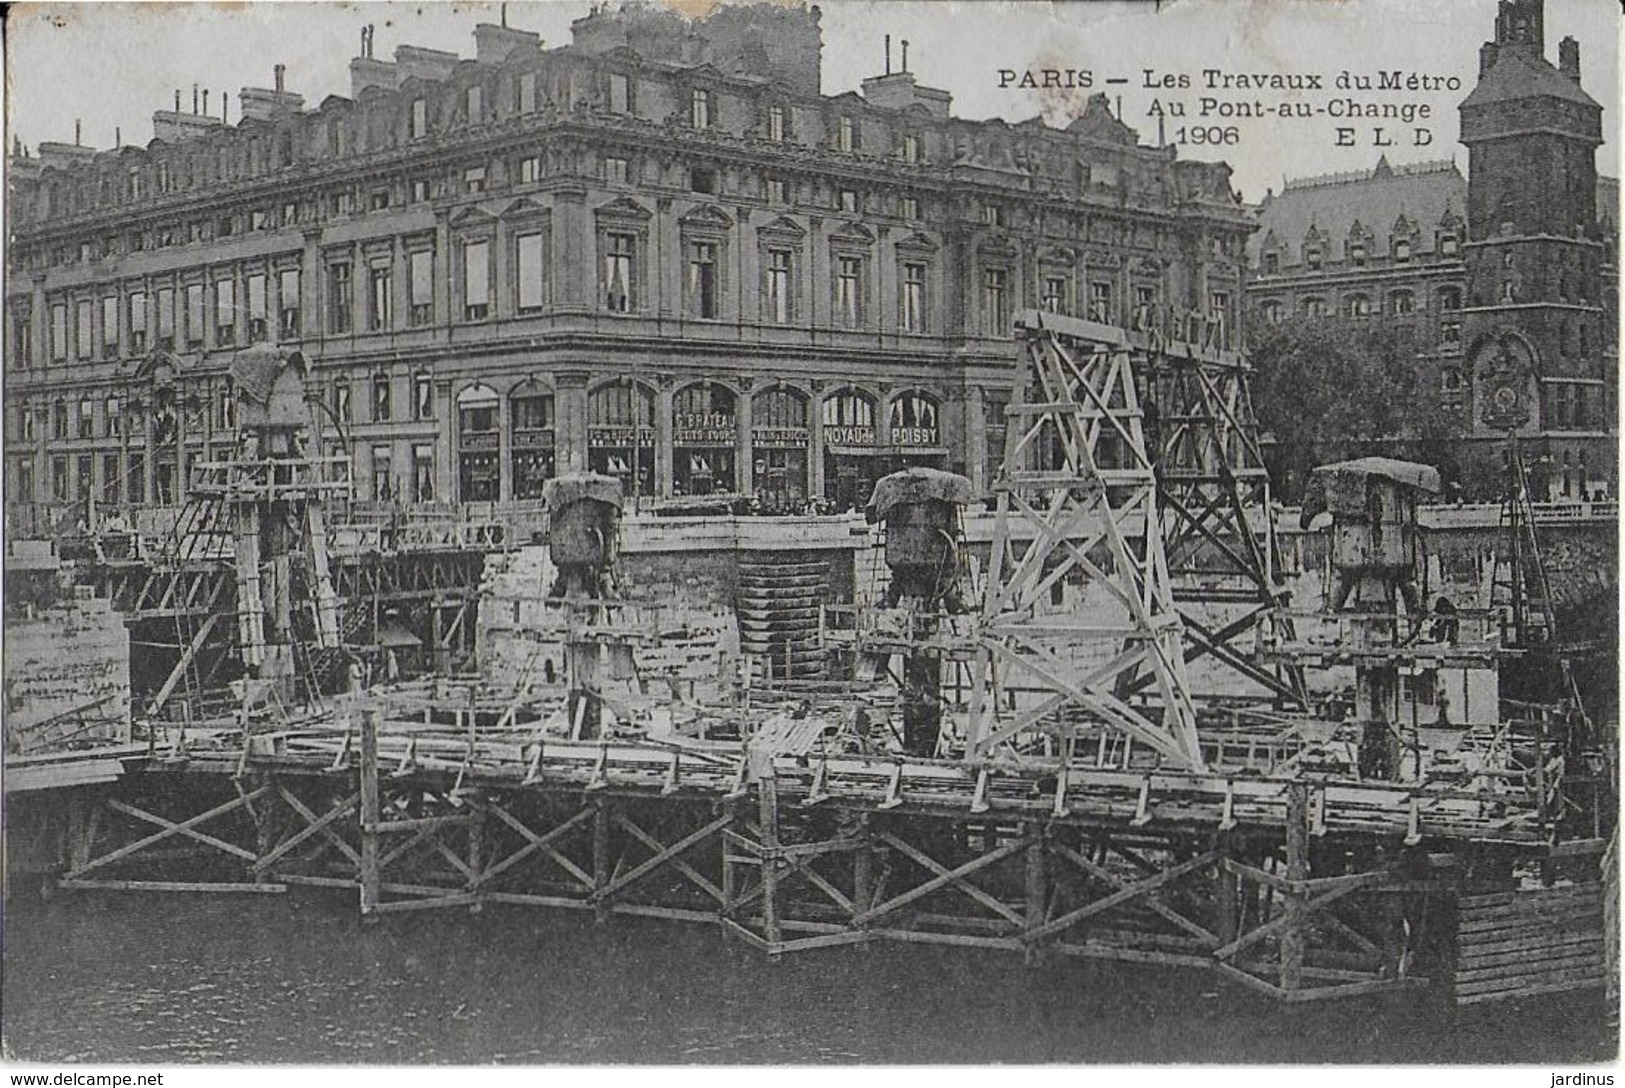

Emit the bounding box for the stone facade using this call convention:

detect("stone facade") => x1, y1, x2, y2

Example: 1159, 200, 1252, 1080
5, 3, 1251, 521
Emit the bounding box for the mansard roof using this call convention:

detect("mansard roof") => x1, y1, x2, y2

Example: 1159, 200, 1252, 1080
1250, 158, 1465, 267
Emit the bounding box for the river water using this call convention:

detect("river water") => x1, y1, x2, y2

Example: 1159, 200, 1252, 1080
1, 887, 1614, 1064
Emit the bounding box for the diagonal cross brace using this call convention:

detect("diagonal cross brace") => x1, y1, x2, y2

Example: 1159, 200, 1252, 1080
1038, 843, 1222, 945
594, 811, 733, 904
854, 834, 1031, 926
251, 791, 358, 874
66, 786, 273, 879
477, 803, 595, 890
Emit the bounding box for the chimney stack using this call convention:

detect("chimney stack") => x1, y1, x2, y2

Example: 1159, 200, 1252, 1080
885, 34, 891, 76
275, 64, 286, 93
1480, 41, 1499, 76
192, 84, 199, 113
473, 22, 539, 65
1559, 36, 1581, 82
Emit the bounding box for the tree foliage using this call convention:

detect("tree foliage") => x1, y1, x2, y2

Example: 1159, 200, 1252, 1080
1248, 317, 1457, 500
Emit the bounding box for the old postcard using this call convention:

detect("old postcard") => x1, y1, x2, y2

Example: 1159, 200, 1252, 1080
2, 0, 1618, 1074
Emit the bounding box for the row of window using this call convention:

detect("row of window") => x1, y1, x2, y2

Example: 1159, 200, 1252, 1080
12, 369, 437, 446
22, 150, 989, 278
16, 245, 1219, 371
1261, 230, 1460, 273
29, 60, 941, 223
23, 268, 303, 364
1257, 285, 1460, 323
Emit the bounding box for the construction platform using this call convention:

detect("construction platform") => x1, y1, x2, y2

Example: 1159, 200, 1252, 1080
6, 691, 1612, 1008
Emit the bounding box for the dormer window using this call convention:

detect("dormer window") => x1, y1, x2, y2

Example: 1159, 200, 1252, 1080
1394, 238, 1412, 263
466, 85, 483, 123
901, 133, 919, 163
837, 116, 856, 153
608, 73, 631, 114
1438, 232, 1459, 256
411, 98, 428, 139
1263, 252, 1279, 274
1349, 241, 1366, 266
768, 104, 786, 142
691, 88, 712, 129
1306, 247, 1323, 271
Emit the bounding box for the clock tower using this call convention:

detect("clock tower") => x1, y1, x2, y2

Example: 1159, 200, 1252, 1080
1459, 0, 1613, 499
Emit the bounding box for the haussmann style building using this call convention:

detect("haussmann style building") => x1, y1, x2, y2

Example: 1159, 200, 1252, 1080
5, 2, 1251, 523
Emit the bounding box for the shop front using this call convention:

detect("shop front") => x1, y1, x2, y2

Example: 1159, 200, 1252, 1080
510, 384, 556, 501
821, 388, 882, 512
457, 384, 500, 502
672, 384, 738, 497
751, 387, 810, 512
881, 391, 947, 476
588, 382, 655, 497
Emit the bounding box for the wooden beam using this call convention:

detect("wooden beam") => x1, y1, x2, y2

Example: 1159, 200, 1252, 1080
275, 785, 362, 867
855, 836, 1029, 926
880, 831, 1027, 928
106, 797, 257, 862
250, 792, 358, 874
594, 810, 733, 903
359, 707, 381, 915
65, 786, 271, 879
146, 612, 223, 718
1033, 845, 1221, 944
58, 879, 286, 893
477, 802, 595, 889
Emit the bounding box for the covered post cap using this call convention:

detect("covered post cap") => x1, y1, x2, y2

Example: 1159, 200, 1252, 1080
1310, 457, 1441, 495
543, 471, 624, 511
228, 341, 295, 409
866, 467, 974, 523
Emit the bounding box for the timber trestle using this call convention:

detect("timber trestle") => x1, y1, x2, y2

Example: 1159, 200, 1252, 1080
38, 710, 1598, 1006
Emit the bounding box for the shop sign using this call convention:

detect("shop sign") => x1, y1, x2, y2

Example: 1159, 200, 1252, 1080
460, 432, 499, 451
891, 426, 940, 448
589, 425, 656, 449
824, 424, 876, 447
513, 427, 555, 450
674, 412, 736, 446
751, 426, 809, 448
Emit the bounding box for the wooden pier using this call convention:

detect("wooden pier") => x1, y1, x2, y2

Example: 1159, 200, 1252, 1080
8, 700, 1612, 1006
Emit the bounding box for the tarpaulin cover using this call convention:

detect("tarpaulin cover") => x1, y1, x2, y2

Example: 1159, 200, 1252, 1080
543, 472, 623, 510
1311, 457, 1441, 496
229, 343, 285, 408
866, 468, 974, 520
